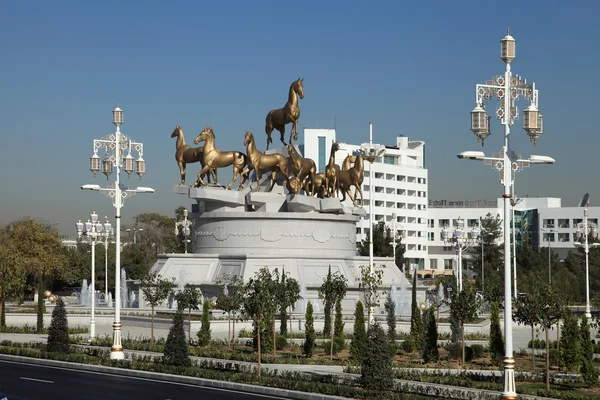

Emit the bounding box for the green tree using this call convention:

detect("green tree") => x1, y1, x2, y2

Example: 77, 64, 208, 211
318, 266, 348, 359
579, 315, 598, 387
0, 226, 26, 330
197, 298, 212, 346
243, 267, 278, 376
489, 301, 505, 367
334, 300, 345, 350
277, 270, 301, 338
46, 298, 69, 353
447, 276, 461, 358
560, 312, 580, 372
422, 305, 438, 363
120, 243, 152, 280
468, 213, 504, 303
535, 284, 564, 390
174, 284, 202, 344
513, 288, 539, 368
359, 264, 384, 329
350, 300, 367, 364
384, 292, 396, 342
410, 271, 423, 349
140, 272, 174, 343
452, 287, 479, 364
361, 323, 394, 391
303, 301, 316, 358
216, 276, 245, 347
163, 309, 191, 366
357, 221, 405, 269
11, 218, 67, 333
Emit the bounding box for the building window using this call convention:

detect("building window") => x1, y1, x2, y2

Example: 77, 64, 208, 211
318, 137, 326, 173
428, 232, 434, 241
356, 227, 361, 234
467, 219, 479, 227
543, 219, 555, 229
429, 219, 434, 228
429, 259, 438, 269
439, 219, 450, 227
558, 219, 570, 228
384, 155, 395, 165
444, 259, 453, 270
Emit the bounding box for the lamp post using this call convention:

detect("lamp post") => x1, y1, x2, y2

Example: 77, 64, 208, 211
175, 208, 192, 254
126, 227, 143, 244
457, 30, 554, 400
480, 217, 485, 295
387, 212, 406, 268
76, 211, 112, 339
442, 217, 480, 292
541, 227, 555, 285
103, 224, 114, 301
81, 105, 154, 360
511, 194, 523, 298
357, 121, 385, 326
575, 204, 599, 319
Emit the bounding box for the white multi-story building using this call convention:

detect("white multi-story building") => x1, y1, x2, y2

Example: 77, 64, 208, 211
427, 196, 600, 276
303, 128, 429, 270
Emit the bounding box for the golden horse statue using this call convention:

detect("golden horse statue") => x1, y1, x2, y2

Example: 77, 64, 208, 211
171, 125, 216, 186
311, 173, 328, 198
242, 130, 288, 192
324, 140, 340, 198
336, 154, 375, 207
287, 144, 316, 195
192, 126, 248, 190
265, 78, 304, 151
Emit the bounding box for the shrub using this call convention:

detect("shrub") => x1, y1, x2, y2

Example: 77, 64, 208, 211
303, 301, 316, 358
47, 298, 69, 353
384, 292, 396, 342
333, 300, 345, 349
422, 305, 438, 363
464, 346, 474, 362
489, 301, 504, 366
361, 323, 393, 391
163, 310, 190, 366
196, 299, 211, 346
350, 301, 367, 363
549, 348, 560, 366
401, 338, 415, 353
471, 344, 484, 359
276, 335, 288, 351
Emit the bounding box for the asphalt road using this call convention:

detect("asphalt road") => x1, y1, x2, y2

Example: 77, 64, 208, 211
0, 360, 286, 400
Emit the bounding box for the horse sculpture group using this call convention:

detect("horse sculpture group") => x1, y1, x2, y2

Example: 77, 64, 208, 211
170, 78, 370, 206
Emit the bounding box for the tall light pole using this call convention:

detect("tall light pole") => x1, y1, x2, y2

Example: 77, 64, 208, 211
511, 193, 523, 298
358, 121, 385, 326
457, 30, 554, 400
541, 227, 555, 285
442, 217, 480, 292
82, 105, 154, 360
126, 227, 143, 244
175, 208, 192, 254
480, 216, 485, 295
76, 211, 111, 339
575, 198, 599, 319
103, 222, 114, 301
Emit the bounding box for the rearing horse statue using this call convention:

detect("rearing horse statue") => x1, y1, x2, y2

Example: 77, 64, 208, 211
192, 126, 248, 190
171, 125, 216, 186
265, 78, 304, 151
243, 130, 288, 192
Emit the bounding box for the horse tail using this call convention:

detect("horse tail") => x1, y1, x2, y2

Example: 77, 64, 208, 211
237, 151, 248, 168
265, 112, 274, 144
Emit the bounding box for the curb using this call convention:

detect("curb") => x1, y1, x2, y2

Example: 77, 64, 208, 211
0, 354, 347, 400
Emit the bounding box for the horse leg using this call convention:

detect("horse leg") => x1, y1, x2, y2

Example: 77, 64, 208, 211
268, 170, 278, 192
347, 188, 356, 207
291, 120, 298, 142
226, 166, 239, 190
178, 161, 186, 186
238, 167, 251, 190
279, 127, 287, 147
356, 185, 365, 207
255, 169, 262, 192
194, 165, 211, 187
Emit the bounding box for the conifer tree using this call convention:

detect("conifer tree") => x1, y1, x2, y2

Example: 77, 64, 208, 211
350, 300, 367, 363
560, 312, 580, 372
47, 298, 69, 353
334, 300, 345, 350
163, 310, 191, 366
196, 298, 212, 346
384, 291, 396, 342
361, 323, 394, 391
489, 301, 504, 366
579, 315, 598, 387
422, 305, 438, 363
303, 301, 316, 358
410, 271, 423, 348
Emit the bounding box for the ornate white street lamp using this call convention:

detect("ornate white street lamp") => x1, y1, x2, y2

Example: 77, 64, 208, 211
174, 208, 192, 254
76, 211, 112, 339
81, 105, 154, 360
442, 217, 480, 292
541, 227, 556, 285
575, 197, 599, 319
126, 227, 143, 244
102, 219, 114, 301
457, 30, 555, 400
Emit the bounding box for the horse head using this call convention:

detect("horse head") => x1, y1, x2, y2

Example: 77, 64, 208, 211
244, 129, 254, 147
295, 78, 304, 99
194, 126, 212, 145
332, 140, 340, 152
170, 125, 181, 138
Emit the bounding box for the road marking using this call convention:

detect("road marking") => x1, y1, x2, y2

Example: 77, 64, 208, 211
20, 376, 54, 384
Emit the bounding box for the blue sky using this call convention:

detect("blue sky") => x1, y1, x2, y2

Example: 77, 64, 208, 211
1, 1, 599, 238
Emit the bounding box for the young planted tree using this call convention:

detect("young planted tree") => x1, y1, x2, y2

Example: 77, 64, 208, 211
468, 213, 504, 303
560, 312, 580, 372
361, 323, 394, 391
174, 284, 202, 344
359, 264, 384, 329
216, 275, 244, 347
303, 301, 316, 358
452, 287, 479, 365
334, 300, 345, 350
11, 218, 67, 332
410, 271, 423, 348
277, 271, 301, 338
243, 267, 278, 376
197, 298, 212, 346
163, 309, 191, 366
47, 298, 69, 353
140, 272, 174, 344
384, 292, 396, 342
535, 284, 564, 390
350, 300, 367, 364
0, 226, 26, 330
447, 276, 461, 358
318, 266, 348, 359
579, 315, 598, 387
490, 301, 505, 367
513, 288, 539, 368
422, 305, 438, 363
